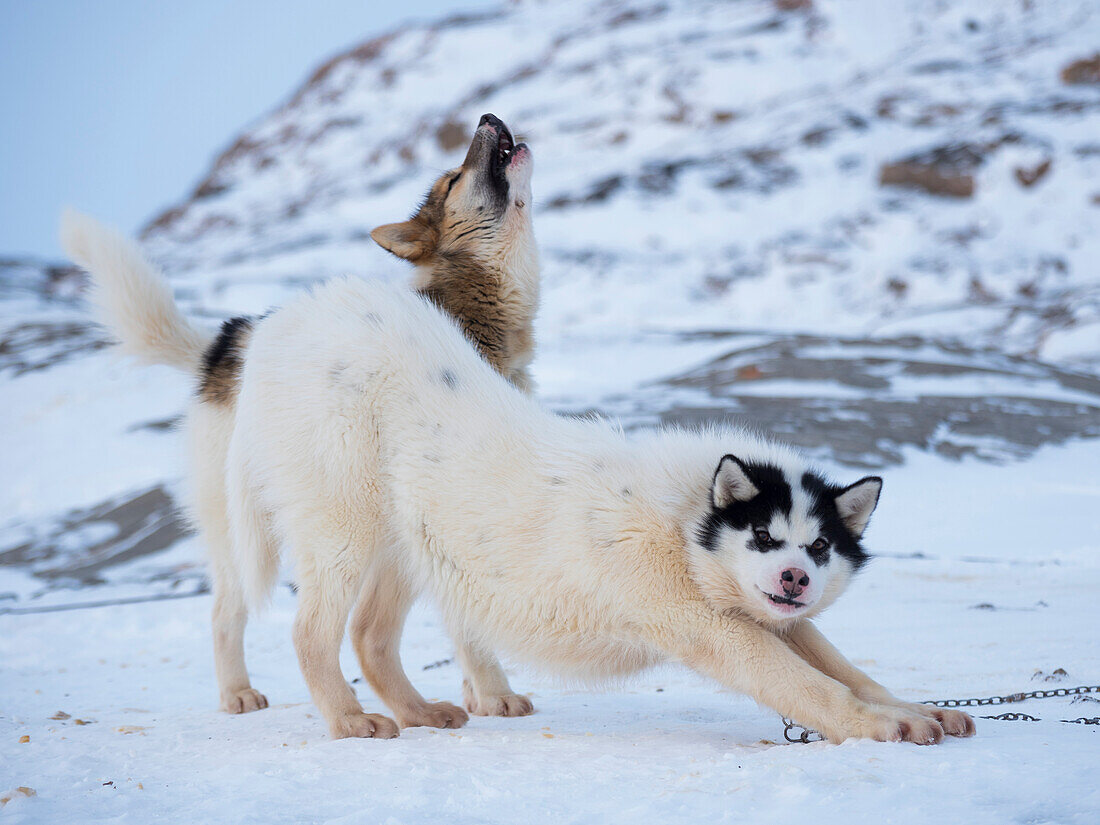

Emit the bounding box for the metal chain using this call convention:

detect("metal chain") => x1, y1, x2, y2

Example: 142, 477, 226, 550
981, 712, 1039, 721
782, 684, 1100, 742
782, 717, 824, 743
920, 684, 1100, 708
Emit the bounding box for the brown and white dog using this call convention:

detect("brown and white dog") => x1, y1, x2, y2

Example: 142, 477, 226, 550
372, 113, 538, 393
62, 113, 541, 727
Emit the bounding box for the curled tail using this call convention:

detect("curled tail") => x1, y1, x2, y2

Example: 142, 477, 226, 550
60, 209, 210, 373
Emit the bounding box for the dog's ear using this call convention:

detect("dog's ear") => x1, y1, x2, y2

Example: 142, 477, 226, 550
711, 455, 759, 509
834, 476, 882, 538
371, 220, 433, 262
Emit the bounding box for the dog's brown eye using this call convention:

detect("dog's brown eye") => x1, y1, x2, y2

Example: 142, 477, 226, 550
811, 538, 829, 552
754, 528, 772, 544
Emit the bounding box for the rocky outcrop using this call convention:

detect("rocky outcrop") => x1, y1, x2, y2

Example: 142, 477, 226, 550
1061, 54, 1100, 85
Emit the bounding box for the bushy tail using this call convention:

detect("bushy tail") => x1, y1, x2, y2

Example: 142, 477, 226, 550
60, 209, 210, 373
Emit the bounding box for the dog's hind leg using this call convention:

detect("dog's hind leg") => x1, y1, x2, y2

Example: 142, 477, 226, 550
210, 544, 268, 714
291, 548, 400, 740
456, 640, 533, 717
350, 562, 468, 730
188, 404, 268, 714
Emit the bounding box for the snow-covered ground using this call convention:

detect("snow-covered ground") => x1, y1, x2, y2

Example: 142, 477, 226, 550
3, 0, 1100, 821
2, 441, 1099, 823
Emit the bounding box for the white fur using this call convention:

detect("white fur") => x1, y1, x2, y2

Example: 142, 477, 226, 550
64, 213, 975, 744
60, 209, 209, 372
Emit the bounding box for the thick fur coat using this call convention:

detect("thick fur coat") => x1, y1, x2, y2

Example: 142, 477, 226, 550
60, 204, 974, 743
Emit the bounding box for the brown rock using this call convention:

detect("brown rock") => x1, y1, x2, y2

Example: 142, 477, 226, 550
1061, 54, 1100, 85
879, 144, 984, 198
1014, 158, 1052, 188
887, 278, 908, 297
435, 120, 469, 152
880, 162, 974, 198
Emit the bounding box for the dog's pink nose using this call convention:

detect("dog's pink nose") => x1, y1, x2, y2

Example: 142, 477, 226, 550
780, 568, 810, 598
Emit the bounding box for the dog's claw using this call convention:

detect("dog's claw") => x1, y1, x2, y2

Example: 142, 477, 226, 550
933, 708, 977, 737
330, 712, 400, 740
834, 705, 949, 745
223, 688, 268, 714
463, 689, 534, 717
397, 701, 469, 730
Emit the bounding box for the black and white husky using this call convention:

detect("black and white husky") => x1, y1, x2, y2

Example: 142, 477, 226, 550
61, 216, 974, 745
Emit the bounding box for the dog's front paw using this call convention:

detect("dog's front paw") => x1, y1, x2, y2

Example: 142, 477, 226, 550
329, 711, 400, 740
397, 701, 469, 729
927, 707, 976, 737
885, 700, 977, 738
462, 681, 534, 717
222, 688, 268, 714
861, 706, 945, 745
820, 703, 945, 745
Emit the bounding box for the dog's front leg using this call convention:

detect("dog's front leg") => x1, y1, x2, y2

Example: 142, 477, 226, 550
663, 606, 946, 744
455, 639, 534, 718
782, 620, 975, 737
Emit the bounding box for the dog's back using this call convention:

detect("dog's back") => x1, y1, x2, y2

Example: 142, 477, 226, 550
233, 277, 663, 673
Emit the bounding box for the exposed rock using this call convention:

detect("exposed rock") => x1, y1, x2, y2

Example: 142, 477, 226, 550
0, 321, 108, 376
1015, 157, 1052, 187
546, 175, 625, 209
0, 485, 191, 586
1061, 54, 1100, 85
288, 33, 397, 109
879, 144, 984, 198
0, 259, 85, 302
435, 120, 469, 152
627, 333, 1100, 468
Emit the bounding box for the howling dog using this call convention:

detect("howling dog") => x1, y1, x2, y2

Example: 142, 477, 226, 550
63, 157, 975, 750
64, 112, 541, 726
371, 113, 538, 393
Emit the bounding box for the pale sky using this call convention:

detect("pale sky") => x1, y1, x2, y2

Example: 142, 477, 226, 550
0, 0, 495, 259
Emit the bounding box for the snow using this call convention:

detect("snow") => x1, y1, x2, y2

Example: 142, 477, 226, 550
2, 442, 1099, 824
3, 0, 1100, 821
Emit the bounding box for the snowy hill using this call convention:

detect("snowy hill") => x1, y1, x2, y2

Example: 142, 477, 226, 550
138, 0, 1100, 371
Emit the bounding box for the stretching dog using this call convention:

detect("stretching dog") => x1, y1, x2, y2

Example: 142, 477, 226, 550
63, 113, 541, 726
62, 221, 974, 742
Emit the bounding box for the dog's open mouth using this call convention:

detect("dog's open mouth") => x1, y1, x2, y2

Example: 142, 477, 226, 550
470, 114, 529, 202
496, 126, 515, 166
763, 591, 806, 608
